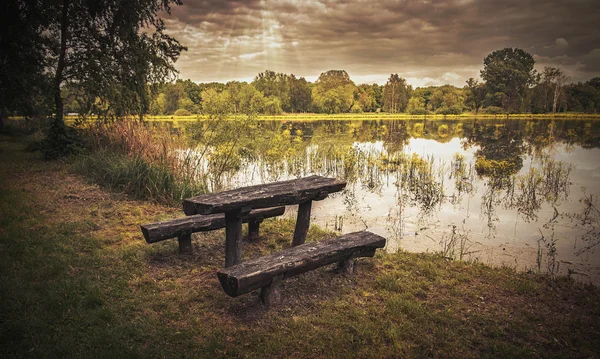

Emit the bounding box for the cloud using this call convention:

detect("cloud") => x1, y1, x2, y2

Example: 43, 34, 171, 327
555, 38, 569, 48
162, 0, 600, 85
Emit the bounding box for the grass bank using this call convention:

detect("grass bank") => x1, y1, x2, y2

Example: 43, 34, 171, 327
8, 112, 598, 124
138, 112, 600, 122
1, 134, 599, 358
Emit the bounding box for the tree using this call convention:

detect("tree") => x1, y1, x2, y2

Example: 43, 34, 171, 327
201, 88, 232, 116
163, 82, 186, 115
564, 82, 600, 113
406, 96, 427, 115
0, 0, 51, 128
253, 70, 291, 111
311, 70, 356, 113
382, 74, 410, 113
541, 67, 569, 113
480, 48, 536, 113
226, 81, 266, 114
465, 78, 486, 114
43, 0, 186, 123
288, 75, 312, 112
427, 85, 465, 114
356, 84, 377, 112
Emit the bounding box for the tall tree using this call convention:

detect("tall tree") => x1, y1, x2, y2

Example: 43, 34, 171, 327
311, 70, 356, 113
0, 0, 50, 128
480, 48, 536, 113
253, 70, 291, 111
382, 74, 410, 113
44, 0, 186, 123
288, 75, 312, 113
541, 67, 569, 113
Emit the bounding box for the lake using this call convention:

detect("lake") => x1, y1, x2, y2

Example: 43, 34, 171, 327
181, 118, 600, 282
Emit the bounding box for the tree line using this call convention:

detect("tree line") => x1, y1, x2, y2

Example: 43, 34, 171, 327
66, 47, 596, 117
2, 0, 600, 131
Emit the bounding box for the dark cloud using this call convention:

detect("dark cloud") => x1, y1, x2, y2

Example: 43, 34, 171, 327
163, 0, 600, 85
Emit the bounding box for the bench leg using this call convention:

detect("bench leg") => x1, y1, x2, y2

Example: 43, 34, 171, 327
337, 258, 355, 274
225, 210, 243, 267
247, 220, 261, 241
178, 234, 193, 254
292, 200, 312, 246
260, 274, 283, 306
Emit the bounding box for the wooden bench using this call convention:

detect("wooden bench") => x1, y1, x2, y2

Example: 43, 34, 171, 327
217, 231, 386, 305
140, 207, 285, 254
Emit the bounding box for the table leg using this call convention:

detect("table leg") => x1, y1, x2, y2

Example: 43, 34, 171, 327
178, 234, 193, 254
292, 200, 312, 246
225, 210, 242, 267
247, 220, 261, 241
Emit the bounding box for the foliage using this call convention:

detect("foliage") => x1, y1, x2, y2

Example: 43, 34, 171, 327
481, 106, 505, 115
564, 78, 600, 113
0, 0, 52, 125
40, 118, 84, 159
15, 0, 186, 123
312, 70, 357, 113
382, 74, 411, 113
173, 108, 191, 116
406, 96, 428, 115
200, 88, 233, 116
481, 48, 537, 113
465, 78, 486, 113
356, 84, 382, 112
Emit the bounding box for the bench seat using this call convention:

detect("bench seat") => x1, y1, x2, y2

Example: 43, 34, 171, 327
140, 206, 285, 253
217, 230, 386, 304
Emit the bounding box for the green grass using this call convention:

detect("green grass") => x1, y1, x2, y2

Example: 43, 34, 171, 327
1, 134, 599, 358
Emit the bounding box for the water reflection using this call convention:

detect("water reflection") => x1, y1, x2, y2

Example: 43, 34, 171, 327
182, 118, 600, 282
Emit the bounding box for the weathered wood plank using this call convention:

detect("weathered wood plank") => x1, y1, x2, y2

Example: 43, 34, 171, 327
217, 231, 386, 297
292, 200, 312, 246
140, 207, 285, 244
225, 210, 243, 267
183, 175, 346, 215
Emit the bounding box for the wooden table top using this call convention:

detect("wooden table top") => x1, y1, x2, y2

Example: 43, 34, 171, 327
183, 175, 346, 215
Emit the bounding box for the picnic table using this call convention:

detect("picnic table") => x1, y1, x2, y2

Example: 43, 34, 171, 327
182, 175, 347, 267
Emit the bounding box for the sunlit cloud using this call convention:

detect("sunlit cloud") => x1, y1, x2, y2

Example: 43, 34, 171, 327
164, 0, 600, 85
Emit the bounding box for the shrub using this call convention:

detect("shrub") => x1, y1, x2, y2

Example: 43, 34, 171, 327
174, 108, 191, 116
408, 108, 429, 115
40, 120, 84, 160
482, 106, 505, 115
435, 105, 463, 115
350, 103, 363, 113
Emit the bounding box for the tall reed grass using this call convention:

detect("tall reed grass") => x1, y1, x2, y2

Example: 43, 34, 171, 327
72, 120, 208, 205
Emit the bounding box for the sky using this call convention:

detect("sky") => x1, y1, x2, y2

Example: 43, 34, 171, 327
163, 0, 600, 87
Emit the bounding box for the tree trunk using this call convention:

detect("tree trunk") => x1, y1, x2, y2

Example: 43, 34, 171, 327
0, 108, 6, 129
552, 85, 561, 114
53, 0, 69, 124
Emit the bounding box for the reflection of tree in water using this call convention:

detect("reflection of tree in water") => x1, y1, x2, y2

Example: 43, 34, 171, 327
467, 120, 526, 177
181, 119, 590, 256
